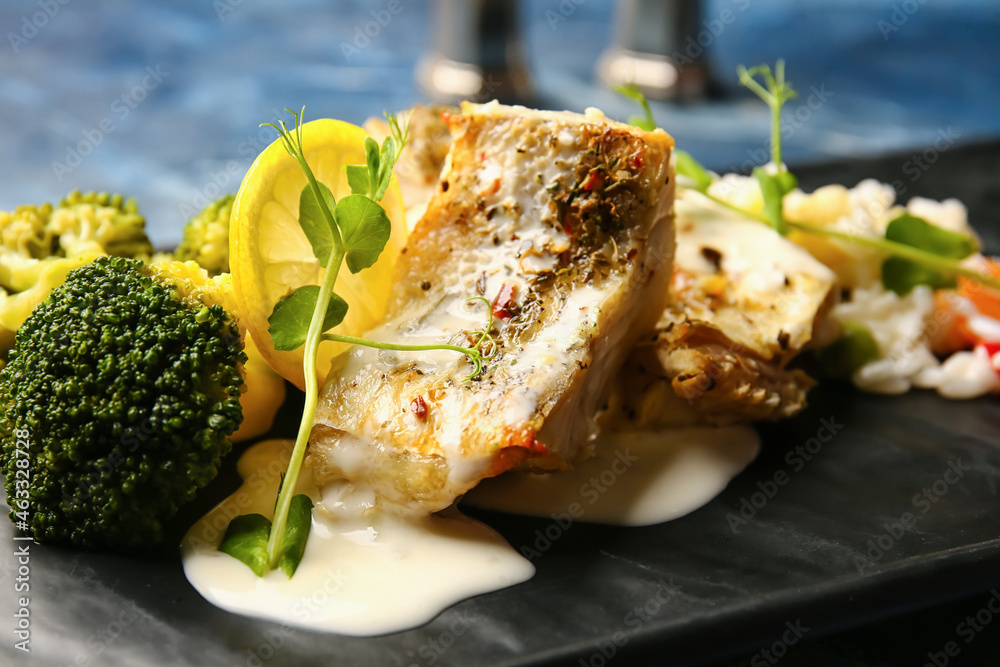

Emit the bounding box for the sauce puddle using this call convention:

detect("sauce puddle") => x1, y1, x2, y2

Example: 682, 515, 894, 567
464, 425, 760, 526
182, 426, 758, 633
181, 440, 534, 636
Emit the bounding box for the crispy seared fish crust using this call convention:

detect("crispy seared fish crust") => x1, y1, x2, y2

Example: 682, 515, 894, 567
310, 102, 675, 512
612, 191, 836, 427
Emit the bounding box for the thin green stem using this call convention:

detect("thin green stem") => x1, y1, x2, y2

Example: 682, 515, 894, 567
696, 189, 1000, 292
320, 297, 498, 381
770, 86, 782, 170
265, 243, 347, 569
787, 220, 1000, 291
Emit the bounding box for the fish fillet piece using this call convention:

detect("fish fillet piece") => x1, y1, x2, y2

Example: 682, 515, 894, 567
310, 101, 675, 513
610, 190, 837, 428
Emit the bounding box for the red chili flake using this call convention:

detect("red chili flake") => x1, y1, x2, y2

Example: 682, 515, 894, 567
480, 152, 486, 162
626, 248, 638, 261
491, 281, 518, 320
582, 170, 604, 191
410, 396, 428, 420
632, 153, 644, 169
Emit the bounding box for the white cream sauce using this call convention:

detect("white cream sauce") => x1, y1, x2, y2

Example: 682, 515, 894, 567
181, 440, 534, 636
182, 425, 759, 633
464, 425, 760, 526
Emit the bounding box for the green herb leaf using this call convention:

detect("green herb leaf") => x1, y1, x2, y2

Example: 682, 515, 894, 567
626, 115, 656, 132
880, 213, 979, 295
269, 285, 349, 351
374, 137, 397, 201
675, 150, 713, 192
776, 170, 798, 196
611, 83, 657, 131
219, 514, 272, 577
816, 322, 881, 380
344, 165, 370, 196
364, 136, 380, 198
278, 494, 314, 577
752, 167, 789, 235
885, 213, 978, 259
334, 194, 392, 273
298, 182, 338, 267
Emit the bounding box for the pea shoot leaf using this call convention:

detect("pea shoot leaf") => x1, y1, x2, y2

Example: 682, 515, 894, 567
675, 150, 713, 192
277, 494, 314, 577
334, 194, 391, 273
881, 213, 979, 295
219, 495, 314, 578
885, 213, 978, 259
753, 167, 789, 235
299, 183, 338, 267
611, 83, 657, 131
364, 136, 380, 198
219, 514, 271, 577
344, 165, 369, 196
268, 285, 349, 351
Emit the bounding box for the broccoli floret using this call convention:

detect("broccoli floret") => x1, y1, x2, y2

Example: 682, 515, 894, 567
0, 256, 245, 549
175, 194, 234, 276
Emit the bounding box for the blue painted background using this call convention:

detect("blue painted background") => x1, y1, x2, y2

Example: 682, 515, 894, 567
1, 0, 998, 245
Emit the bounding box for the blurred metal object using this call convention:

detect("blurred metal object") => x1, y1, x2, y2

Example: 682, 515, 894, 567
596, 0, 709, 101
417, 0, 532, 104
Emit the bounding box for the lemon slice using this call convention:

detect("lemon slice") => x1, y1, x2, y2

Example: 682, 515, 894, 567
230, 119, 407, 390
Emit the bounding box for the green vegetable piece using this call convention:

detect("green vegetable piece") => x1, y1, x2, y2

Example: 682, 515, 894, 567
753, 167, 789, 235
344, 165, 369, 196
269, 285, 349, 351
885, 213, 978, 259
816, 322, 881, 380
298, 182, 338, 267
880, 213, 979, 295
278, 494, 314, 577
611, 83, 657, 131
0, 256, 244, 549
882, 256, 958, 295
219, 514, 272, 577
675, 150, 713, 192
174, 193, 235, 276
334, 194, 392, 274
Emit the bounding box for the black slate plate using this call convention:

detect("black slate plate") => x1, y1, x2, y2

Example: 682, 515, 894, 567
2, 142, 1000, 667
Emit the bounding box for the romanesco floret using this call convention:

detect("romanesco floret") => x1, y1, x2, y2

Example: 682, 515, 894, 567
0, 256, 245, 549
175, 194, 234, 276
0, 191, 156, 346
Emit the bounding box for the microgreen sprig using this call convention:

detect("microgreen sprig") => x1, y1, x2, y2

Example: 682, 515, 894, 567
614, 63, 1000, 296
223, 108, 497, 578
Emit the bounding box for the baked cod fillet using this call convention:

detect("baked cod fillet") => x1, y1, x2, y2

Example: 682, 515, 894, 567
611, 189, 837, 427
310, 101, 675, 513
